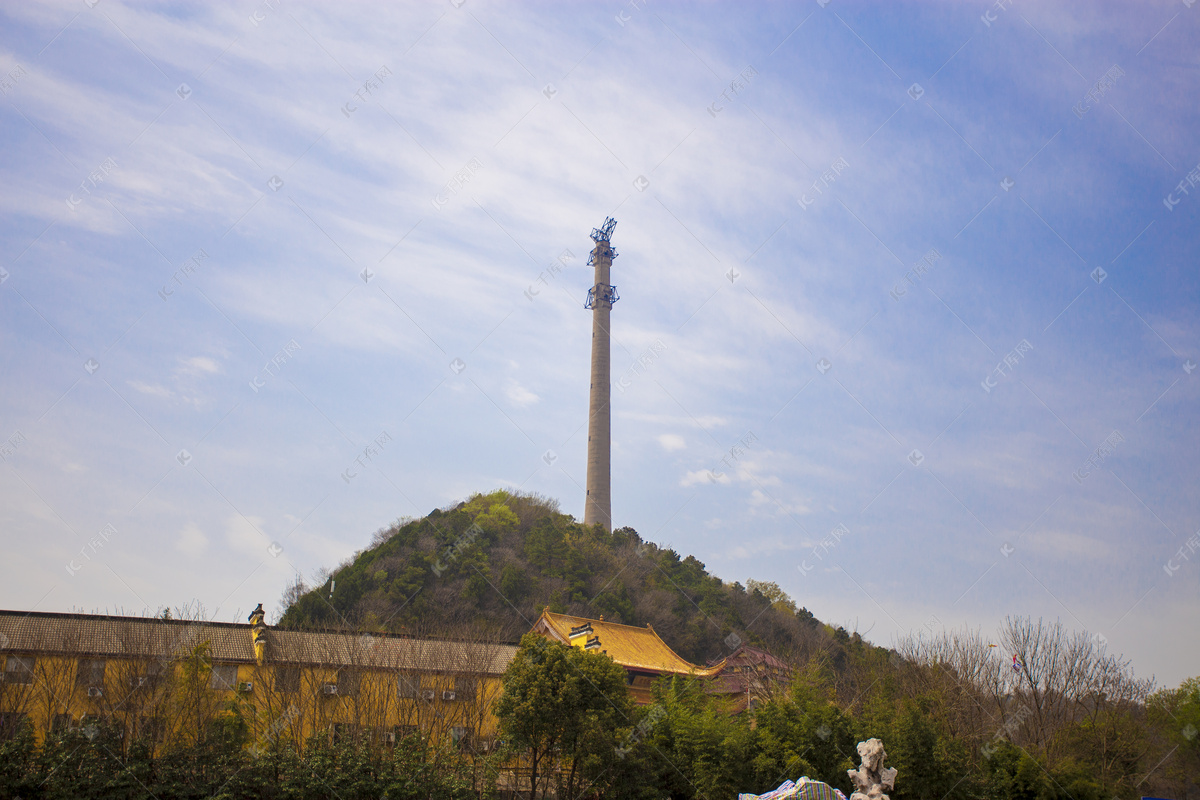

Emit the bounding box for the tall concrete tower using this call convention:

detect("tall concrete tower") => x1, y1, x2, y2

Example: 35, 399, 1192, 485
583, 218, 619, 532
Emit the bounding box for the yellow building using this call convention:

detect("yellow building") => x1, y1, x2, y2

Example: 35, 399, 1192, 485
0, 608, 515, 754
530, 610, 724, 705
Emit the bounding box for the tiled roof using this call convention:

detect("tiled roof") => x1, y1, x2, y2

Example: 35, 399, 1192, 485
706, 645, 791, 695
0, 610, 516, 675
533, 610, 723, 677
724, 644, 789, 670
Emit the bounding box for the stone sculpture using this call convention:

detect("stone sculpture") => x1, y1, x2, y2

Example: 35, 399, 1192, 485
847, 738, 897, 800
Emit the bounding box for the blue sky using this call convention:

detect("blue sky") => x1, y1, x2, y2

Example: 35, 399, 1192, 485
1, 1, 1197, 687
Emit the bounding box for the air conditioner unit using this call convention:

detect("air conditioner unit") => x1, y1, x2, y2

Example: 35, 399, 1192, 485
238, 682, 253, 692
322, 684, 338, 696
442, 690, 456, 701
87, 687, 103, 698
383, 731, 396, 744
420, 689, 436, 701
480, 740, 491, 752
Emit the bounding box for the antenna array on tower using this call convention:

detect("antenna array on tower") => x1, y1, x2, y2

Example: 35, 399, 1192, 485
590, 217, 617, 243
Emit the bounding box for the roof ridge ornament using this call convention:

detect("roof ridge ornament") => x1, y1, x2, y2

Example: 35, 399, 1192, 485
248, 602, 267, 666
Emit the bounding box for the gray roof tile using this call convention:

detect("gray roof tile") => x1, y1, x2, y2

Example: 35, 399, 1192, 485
0, 610, 516, 675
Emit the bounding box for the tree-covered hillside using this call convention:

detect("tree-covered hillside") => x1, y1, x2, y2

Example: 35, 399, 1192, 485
279, 490, 856, 668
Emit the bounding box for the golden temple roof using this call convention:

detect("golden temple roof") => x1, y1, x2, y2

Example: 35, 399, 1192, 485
532, 610, 724, 677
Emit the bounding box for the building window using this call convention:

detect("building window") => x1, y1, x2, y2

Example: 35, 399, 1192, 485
137, 660, 167, 690
454, 676, 478, 701
76, 658, 105, 688
209, 664, 239, 691
3, 656, 34, 685
450, 726, 472, 750
0, 713, 29, 741
332, 722, 361, 745
129, 666, 163, 691
336, 669, 361, 698
136, 716, 164, 742
397, 674, 420, 699
393, 725, 419, 744
274, 667, 301, 693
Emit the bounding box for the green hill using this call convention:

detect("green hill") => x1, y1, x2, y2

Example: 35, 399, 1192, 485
279, 490, 858, 668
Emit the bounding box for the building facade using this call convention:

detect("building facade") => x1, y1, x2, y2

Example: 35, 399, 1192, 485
0, 608, 514, 755
1, 605, 788, 760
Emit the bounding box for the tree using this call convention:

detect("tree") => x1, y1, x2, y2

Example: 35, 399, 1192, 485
644, 675, 757, 800
494, 634, 634, 800
752, 674, 855, 794
1146, 676, 1200, 800
277, 572, 308, 624
746, 579, 798, 616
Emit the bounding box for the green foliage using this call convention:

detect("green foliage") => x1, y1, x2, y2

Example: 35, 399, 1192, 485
752, 679, 856, 792
0, 718, 40, 798
1146, 676, 1200, 799
1152, 676, 1200, 753
980, 739, 1107, 800
277, 490, 835, 668
881, 696, 973, 800
499, 563, 530, 601
494, 634, 634, 799
641, 676, 757, 800
746, 579, 798, 616
0, 726, 481, 799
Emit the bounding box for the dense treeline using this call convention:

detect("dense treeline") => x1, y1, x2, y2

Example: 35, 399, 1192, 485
1, 623, 1194, 799
280, 490, 841, 668
0, 721, 489, 799
498, 631, 1198, 800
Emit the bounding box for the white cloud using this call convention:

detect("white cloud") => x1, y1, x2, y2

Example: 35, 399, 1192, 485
128, 380, 173, 398
1023, 530, 1114, 561
622, 412, 728, 429
681, 469, 726, 487
657, 433, 686, 452
727, 535, 810, 560
177, 523, 208, 558
225, 514, 269, 557
749, 488, 811, 516
504, 379, 539, 407
179, 356, 221, 376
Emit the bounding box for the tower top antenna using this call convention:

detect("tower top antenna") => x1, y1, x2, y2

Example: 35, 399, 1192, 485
590, 217, 617, 244
587, 217, 619, 267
